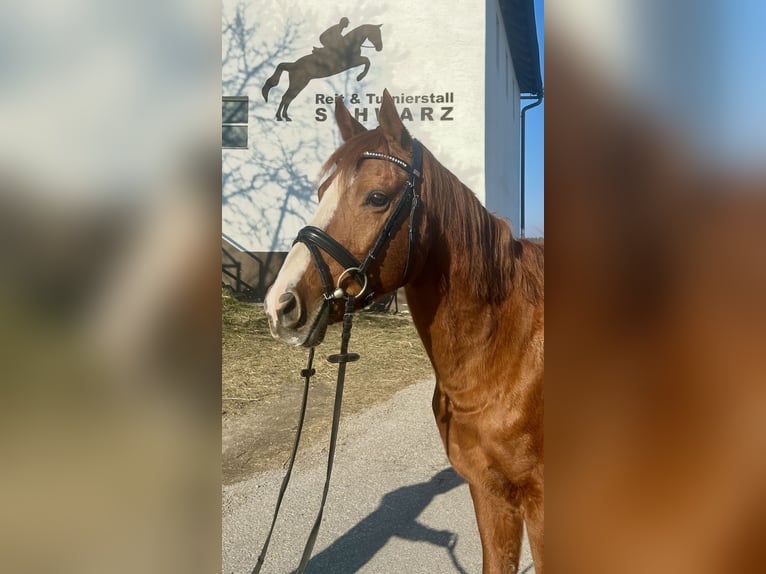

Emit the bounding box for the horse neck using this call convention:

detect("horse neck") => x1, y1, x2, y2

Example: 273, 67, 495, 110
404, 152, 543, 386
346, 26, 366, 43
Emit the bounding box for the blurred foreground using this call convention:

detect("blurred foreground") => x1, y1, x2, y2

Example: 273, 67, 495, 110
0, 1, 221, 572
547, 2, 766, 573
1, 1, 765, 573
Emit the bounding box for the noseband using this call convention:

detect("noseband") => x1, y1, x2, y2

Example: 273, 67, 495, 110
293, 138, 423, 307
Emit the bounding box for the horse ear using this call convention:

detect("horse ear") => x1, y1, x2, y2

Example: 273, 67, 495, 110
335, 97, 367, 141
378, 89, 412, 150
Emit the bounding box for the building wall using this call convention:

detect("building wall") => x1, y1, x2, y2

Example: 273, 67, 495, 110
484, 0, 522, 236
222, 0, 522, 251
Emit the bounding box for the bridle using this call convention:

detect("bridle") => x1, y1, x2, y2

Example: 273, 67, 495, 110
293, 138, 423, 308
251, 140, 423, 574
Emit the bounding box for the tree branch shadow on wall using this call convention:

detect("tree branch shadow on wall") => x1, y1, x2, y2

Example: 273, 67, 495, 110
221, 1, 410, 297
222, 5, 319, 296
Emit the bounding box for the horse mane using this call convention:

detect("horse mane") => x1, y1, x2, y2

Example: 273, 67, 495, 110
420, 147, 544, 305
321, 130, 544, 305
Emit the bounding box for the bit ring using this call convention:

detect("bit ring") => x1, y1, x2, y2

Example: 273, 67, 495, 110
334, 267, 368, 299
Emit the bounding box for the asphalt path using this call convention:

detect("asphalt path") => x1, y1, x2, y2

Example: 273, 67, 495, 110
222, 378, 535, 574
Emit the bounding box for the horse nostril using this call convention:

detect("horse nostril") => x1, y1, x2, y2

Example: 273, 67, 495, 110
278, 291, 296, 313
277, 291, 302, 329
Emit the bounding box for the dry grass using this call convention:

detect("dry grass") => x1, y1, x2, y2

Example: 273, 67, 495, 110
221, 288, 434, 483
222, 289, 432, 408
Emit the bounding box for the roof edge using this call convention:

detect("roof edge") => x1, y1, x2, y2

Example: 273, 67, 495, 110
499, 0, 543, 96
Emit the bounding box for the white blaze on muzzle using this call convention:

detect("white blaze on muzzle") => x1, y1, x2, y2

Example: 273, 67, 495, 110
264, 177, 343, 328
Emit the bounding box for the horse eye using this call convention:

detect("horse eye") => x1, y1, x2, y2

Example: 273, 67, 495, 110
365, 191, 390, 208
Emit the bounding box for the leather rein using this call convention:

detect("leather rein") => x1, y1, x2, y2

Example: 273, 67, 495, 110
252, 140, 423, 574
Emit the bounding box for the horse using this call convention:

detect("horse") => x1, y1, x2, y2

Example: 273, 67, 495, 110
264, 90, 544, 573
261, 23, 383, 121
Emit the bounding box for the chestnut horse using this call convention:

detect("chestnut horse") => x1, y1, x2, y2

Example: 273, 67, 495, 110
264, 90, 544, 573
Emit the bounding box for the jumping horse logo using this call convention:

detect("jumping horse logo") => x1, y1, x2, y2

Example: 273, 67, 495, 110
261, 18, 383, 121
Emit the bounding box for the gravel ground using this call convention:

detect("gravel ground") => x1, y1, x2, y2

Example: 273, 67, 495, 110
222, 377, 535, 574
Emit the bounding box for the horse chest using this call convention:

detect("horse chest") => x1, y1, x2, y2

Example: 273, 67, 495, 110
432, 382, 534, 490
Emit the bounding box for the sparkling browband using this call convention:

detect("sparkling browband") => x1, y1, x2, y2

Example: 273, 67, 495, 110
361, 151, 415, 174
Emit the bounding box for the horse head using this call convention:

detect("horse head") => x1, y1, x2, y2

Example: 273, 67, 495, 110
347, 23, 383, 52
366, 24, 383, 51
264, 90, 422, 347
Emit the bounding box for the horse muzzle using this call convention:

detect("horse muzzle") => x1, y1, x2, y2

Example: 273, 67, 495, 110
264, 288, 330, 347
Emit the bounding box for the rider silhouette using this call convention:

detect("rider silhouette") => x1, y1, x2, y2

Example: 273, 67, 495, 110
314, 17, 350, 55
263, 17, 380, 120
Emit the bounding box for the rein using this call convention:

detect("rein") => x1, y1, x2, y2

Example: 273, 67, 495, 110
252, 296, 358, 574
252, 141, 422, 573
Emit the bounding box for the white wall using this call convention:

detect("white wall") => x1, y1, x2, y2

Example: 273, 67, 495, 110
484, 0, 522, 236
222, 0, 522, 251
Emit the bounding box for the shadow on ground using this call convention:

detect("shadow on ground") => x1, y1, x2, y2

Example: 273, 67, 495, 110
296, 467, 470, 574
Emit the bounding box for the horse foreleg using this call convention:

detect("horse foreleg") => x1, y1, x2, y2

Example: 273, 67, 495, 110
469, 484, 524, 573
523, 475, 544, 573
355, 57, 371, 82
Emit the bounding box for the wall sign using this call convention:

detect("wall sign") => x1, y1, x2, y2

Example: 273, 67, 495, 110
261, 17, 383, 121
313, 91, 455, 122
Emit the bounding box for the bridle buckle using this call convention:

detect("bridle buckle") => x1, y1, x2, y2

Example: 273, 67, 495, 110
333, 266, 368, 300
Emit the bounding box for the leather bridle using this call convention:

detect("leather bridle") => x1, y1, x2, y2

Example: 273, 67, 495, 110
293, 138, 423, 308
251, 140, 423, 574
